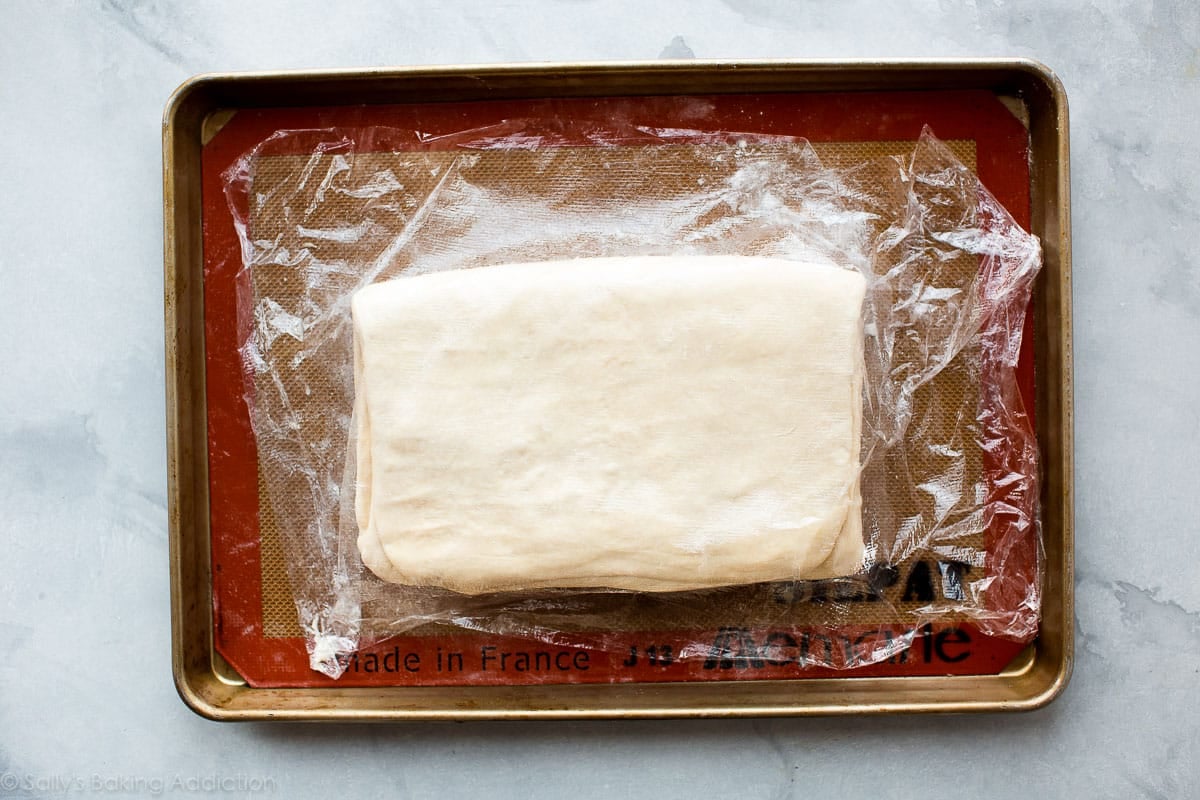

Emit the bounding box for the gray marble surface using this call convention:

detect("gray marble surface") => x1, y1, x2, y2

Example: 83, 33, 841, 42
1, 1, 1197, 797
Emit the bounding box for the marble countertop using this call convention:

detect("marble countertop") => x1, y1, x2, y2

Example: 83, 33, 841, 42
2, 1, 1198, 797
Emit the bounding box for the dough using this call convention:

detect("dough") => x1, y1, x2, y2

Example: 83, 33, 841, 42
352, 255, 865, 594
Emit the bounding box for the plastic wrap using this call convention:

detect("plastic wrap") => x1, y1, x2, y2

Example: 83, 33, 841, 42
223, 122, 1042, 679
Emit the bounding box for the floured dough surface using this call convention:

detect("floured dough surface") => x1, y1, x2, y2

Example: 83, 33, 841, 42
352, 255, 865, 594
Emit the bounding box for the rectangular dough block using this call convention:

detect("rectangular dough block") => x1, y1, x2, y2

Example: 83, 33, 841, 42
352, 255, 865, 594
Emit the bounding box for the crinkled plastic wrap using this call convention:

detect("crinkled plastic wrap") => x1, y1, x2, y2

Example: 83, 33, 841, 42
223, 123, 1042, 678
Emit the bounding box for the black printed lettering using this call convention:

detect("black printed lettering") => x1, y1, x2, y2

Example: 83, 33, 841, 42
934, 627, 971, 663
903, 560, 936, 601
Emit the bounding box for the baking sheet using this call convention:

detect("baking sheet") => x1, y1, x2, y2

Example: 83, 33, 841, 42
164, 60, 1072, 718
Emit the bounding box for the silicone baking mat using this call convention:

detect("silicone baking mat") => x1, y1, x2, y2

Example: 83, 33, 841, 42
201, 90, 1035, 687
